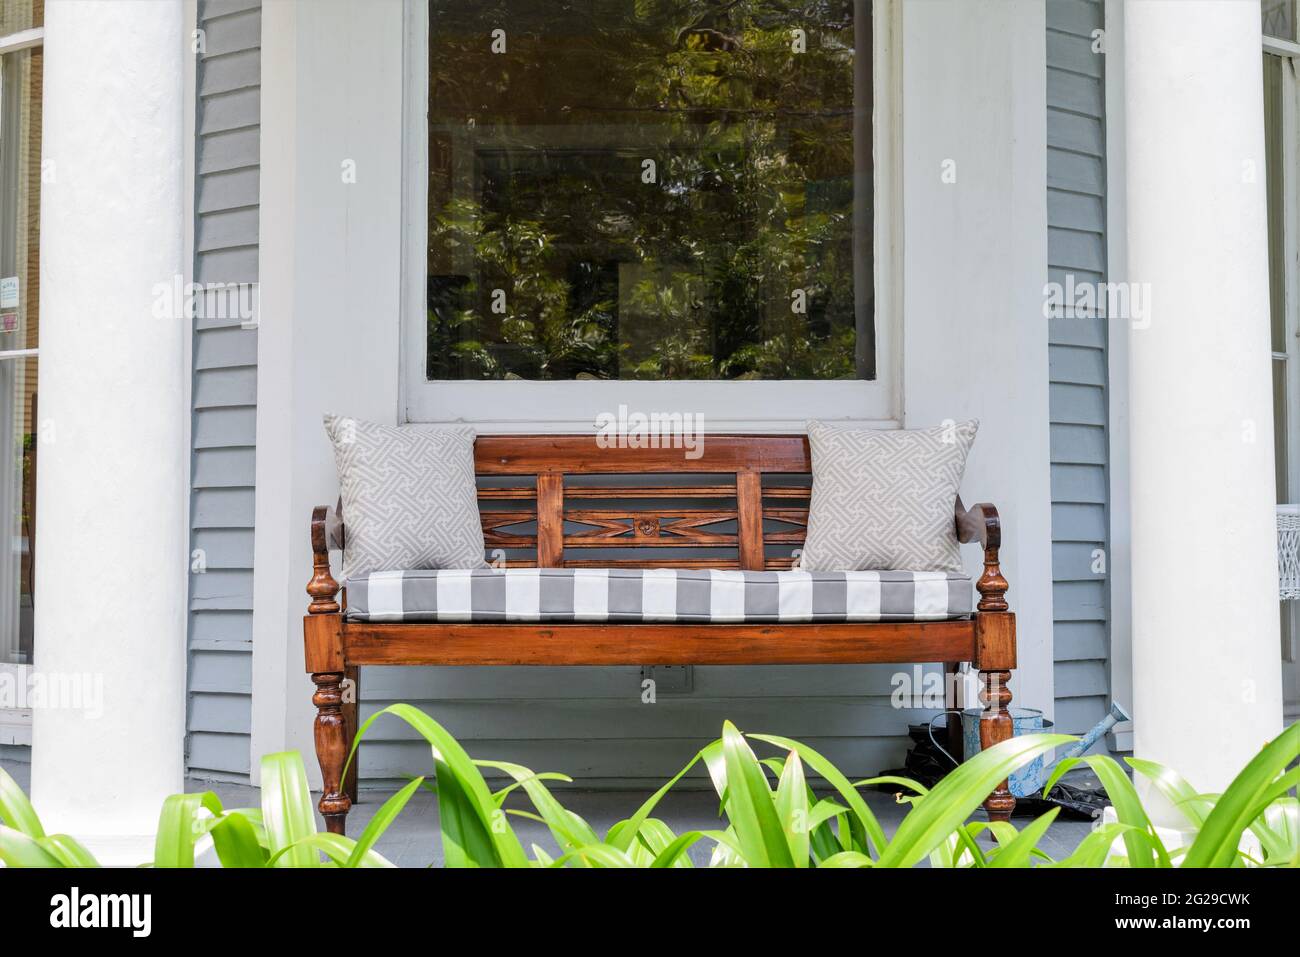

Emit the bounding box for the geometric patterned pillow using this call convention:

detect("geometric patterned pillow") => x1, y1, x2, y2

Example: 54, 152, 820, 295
323, 415, 487, 578
799, 419, 979, 572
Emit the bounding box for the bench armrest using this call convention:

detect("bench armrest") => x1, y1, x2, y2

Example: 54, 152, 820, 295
954, 496, 1000, 550
954, 497, 1008, 612
307, 503, 343, 614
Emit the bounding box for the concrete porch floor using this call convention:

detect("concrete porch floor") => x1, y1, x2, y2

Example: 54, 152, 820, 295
2, 761, 1096, 866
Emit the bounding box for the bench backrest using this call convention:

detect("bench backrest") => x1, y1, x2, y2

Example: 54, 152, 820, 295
474, 435, 811, 571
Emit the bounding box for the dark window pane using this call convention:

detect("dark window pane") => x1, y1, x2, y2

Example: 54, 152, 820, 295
1275, 357, 1289, 503
0, 41, 41, 665
1263, 0, 1296, 42
1265, 54, 1286, 356
427, 0, 873, 381
0, 0, 43, 36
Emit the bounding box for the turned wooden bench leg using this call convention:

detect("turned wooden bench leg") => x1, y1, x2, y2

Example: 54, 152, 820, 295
970, 509, 1017, 823
306, 506, 350, 833
978, 667, 1015, 822
312, 672, 352, 835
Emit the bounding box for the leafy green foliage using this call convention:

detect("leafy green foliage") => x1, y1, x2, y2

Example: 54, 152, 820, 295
0, 715, 1295, 868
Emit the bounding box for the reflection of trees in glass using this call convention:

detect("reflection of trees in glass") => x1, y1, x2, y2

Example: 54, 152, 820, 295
426, 0, 870, 382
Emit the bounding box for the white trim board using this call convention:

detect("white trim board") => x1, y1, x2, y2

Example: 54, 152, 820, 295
0, 27, 42, 56
1104, 0, 1133, 752
249, 0, 298, 784
181, 0, 198, 769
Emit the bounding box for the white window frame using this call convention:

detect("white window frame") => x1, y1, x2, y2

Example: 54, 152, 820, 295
1262, 15, 1300, 714
0, 23, 43, 740
399, 0, 901, 432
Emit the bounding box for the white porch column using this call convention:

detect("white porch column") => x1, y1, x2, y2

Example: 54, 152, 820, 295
30, 2, 187, 861
1124, 0, 1283, 807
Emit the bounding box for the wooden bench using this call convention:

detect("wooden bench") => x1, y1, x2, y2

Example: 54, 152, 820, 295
303, 434, 1016, 835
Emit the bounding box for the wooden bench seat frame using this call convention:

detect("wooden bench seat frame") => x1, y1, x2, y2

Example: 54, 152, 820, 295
304, 435, 1017, 837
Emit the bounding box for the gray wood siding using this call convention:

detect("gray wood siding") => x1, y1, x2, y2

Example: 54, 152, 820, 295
187, 0, 260, 780
1047, 0, 1111, 741
359, 664, 915, 788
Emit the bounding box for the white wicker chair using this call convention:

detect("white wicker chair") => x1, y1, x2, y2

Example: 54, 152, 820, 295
1279, 505, 1300, 601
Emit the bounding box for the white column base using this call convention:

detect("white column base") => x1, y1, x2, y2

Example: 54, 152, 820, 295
1098, 806, 1263, 866
74, 835, 159, 869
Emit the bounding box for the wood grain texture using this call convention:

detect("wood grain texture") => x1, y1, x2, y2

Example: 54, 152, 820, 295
342, 621, 978, 667
311, 672, 352, 834
535, 473, 565, 567
956, 499, 1009, 612
975, 612, 1017, 671
736, 470, 766, 570
306, 506, 340, 614
303, 613, 345, 673
979, 668, 1015, 821
472, 433, 810, 474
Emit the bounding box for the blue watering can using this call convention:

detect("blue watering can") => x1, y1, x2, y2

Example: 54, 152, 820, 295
929, 701, 1130, 798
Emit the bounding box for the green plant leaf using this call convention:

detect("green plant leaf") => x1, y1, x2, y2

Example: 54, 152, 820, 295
954, 824, 991, 867
346, 777, 424, 868
607, 745, 709, 852
1185, 723, 1300, 868
987, 808, 1059, 868
775, 750, 810, 867
1250, 766, 1300, 813
720, 721, 795, 867
354, 704, 528, 867
490, 771, 570, 806
877, 732, 1074, 868
928, 825, 990, 868
808, 798, 849, 829
0, 824, 64, 866
819, 850, 874, 867
649, 829, 707, 868
36, 833, 100, 868
1249, 797, 1298, 864
749, 732, 888, 857
550, 843, 636, 868
530, 843, 555, 866
626, 818, 690, 867
268, 832, 393, 868
1126, 758, 1212, 828
437, 759, 502, 868
477, 759, 599, 857
154, 791, 224, 868
852, 775, 929, 797
1047, 822, 1137, 868
260, 752, 320, 868
1056, 754, 1169, 867
209, 812, 269, 868
0, 765, 44, 838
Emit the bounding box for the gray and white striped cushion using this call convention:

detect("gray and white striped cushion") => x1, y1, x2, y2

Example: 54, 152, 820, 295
344, 568, 972, 623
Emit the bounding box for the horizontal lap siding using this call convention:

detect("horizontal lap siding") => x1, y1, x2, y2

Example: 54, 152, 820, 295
1047, 0, 1111, 745
187, 0, 260, 780
359, 664, 915, 788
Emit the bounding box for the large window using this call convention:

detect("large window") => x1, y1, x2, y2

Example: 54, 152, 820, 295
424, 0, 873, 384
0, 3, 41, 739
